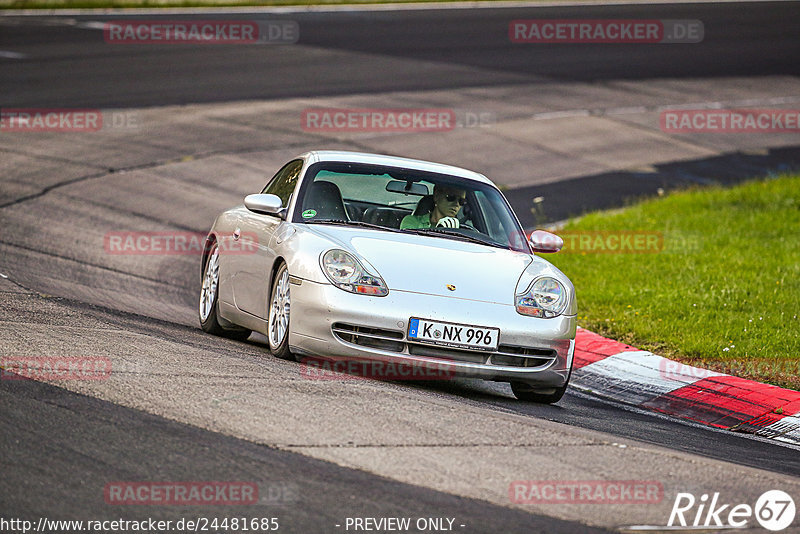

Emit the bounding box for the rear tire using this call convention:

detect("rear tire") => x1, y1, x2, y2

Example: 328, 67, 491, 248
199, 241, 251, 341
267, 262, 295, 361
510, 378, 569, 404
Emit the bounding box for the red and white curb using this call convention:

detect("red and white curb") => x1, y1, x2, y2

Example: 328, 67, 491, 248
571, 327, 800, 445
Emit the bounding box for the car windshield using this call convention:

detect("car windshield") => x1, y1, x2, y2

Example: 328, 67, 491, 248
295, 162, 530, 253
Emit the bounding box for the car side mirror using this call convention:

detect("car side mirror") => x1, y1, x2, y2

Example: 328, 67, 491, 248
244, 194, 284, 218
529, 229, 563, 253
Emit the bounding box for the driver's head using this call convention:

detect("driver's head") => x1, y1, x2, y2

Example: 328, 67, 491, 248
432, 185, 466, 219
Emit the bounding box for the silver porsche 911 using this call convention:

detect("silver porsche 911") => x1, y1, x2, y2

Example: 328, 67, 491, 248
199, 151, 576, 403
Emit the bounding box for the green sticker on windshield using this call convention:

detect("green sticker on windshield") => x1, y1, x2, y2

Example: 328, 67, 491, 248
302, 209, 317, 219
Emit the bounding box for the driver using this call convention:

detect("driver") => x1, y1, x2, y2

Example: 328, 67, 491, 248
400, 185, 466, 229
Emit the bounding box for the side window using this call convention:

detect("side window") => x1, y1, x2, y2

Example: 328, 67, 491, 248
261, 159, 303, 206
474, 191, 504, 239
474, 190, 525, 249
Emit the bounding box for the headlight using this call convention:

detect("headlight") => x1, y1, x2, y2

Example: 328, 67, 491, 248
321, 249, 388, 296
515, 276, 567, 318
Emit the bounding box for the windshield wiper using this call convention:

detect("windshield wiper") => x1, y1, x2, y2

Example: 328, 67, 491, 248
310, 219, 405, 234
404, 227, 509, 250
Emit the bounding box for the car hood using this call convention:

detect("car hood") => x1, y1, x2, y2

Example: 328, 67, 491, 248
304, 225, 533, 304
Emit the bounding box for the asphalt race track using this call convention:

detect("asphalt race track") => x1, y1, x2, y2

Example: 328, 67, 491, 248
1, 2, 800, 532
2, 2, 799, 108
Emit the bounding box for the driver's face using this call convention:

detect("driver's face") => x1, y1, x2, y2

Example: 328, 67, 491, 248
435, 188, 466, 217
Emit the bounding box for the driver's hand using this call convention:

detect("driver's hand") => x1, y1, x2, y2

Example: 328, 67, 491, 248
436, 217, 460, 229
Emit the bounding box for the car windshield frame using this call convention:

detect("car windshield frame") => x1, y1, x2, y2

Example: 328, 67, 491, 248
291, 161, 531, 253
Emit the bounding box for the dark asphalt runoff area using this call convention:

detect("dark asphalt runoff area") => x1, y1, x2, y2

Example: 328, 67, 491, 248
2, 2, 800, 532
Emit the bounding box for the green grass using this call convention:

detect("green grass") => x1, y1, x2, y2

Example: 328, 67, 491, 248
546, 175, 800, 390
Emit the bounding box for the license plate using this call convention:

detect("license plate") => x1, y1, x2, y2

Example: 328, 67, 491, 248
407, 318, 499, 351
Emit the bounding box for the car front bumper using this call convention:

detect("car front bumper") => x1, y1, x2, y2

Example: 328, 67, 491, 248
288, 278, 576, 388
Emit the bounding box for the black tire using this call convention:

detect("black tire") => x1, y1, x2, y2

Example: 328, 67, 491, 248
510, 379, 569, 404
267, 262, 295, 361
199, 241, 251, 341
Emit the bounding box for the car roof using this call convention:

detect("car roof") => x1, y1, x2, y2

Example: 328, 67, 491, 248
300, 150, 493, 186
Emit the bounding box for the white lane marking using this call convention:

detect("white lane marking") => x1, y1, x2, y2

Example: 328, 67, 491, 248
76, 21, 107, 30
533, 109, 591, 120
0, 51, 26, 59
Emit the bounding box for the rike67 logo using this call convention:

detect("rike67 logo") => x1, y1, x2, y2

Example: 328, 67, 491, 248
666, 490, 795, 531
